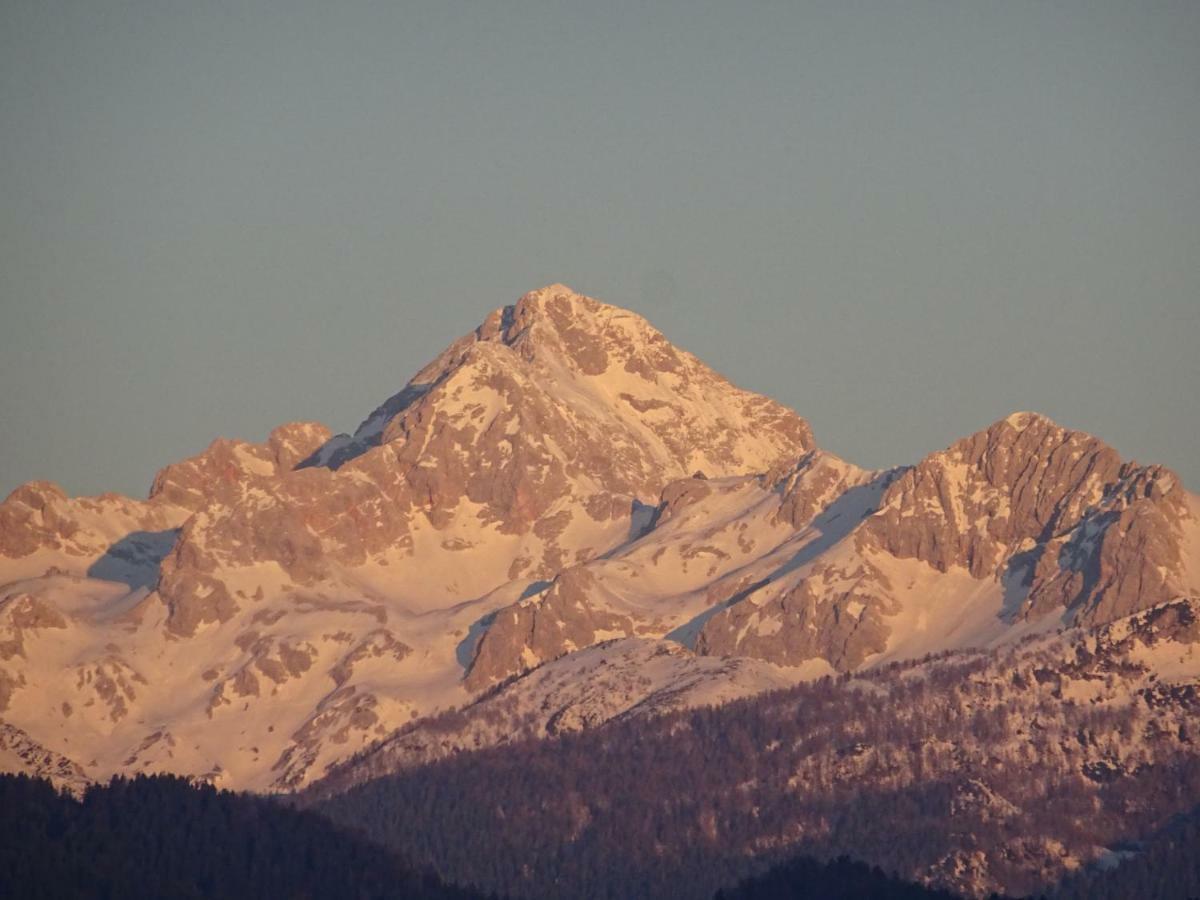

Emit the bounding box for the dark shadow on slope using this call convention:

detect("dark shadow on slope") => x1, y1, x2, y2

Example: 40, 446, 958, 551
455, 611, 499, 670
628, 499, 657, 542
998, 511, 1113, 627
453, 579, 553, 672
666, 474, 893, 649
590, 498, 669, 564
999, 549, 1038, 624
666, 578, 770, 648
770, 476, 892, 581
87, 530, 179, 590
519, 580, 553, 600
296, 383, 433, 471
1052, 511, 1113, 623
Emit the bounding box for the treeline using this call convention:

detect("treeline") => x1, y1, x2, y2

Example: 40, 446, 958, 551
0, 773, 979, 900
1052, 802, 1200, 900
0, 773, 488, 900
316, 641, 1200, 899
714, 855, 965, 899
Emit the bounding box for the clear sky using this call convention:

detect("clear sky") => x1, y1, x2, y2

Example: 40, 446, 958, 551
2, 1, 1198, 498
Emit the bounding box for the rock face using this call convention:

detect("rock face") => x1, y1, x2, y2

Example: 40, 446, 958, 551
310, 636, 811, 799
0, 723, 91, 796
0, 285, 817, 791
692, 453, 896, 670
460, 451, 878, 687
464, 567, 638, 692
0, 481, 187, 580
693, 413, 1198, 672
311, 285, 813, 484
860, 412, 1191, 626
151, 285, 814, 637
0, 285, 1195, 794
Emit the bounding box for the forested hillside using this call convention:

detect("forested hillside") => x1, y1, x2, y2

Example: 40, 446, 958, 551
0, 774, 486, 900
1052, 803, 1200, 900
713, 855, 964, 899
316, 612, 1200, 899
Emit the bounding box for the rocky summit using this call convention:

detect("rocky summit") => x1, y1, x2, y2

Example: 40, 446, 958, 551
0, 285, 1197, 797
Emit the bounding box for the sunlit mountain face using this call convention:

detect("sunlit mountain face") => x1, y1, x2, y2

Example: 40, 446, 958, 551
3, 286, 1198, 899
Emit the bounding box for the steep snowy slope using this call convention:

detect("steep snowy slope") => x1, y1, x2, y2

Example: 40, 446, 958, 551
0, 285, 815, 791
464, 448, 886, 687
315, 598, 1200, 900
466, 415, 1200, 686
695, 412, 1200, 669
0, 284, 1195, 794
309, 636, 829, 798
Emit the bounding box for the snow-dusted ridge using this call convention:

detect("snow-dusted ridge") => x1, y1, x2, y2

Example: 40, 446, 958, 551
0, 284, 1196, 794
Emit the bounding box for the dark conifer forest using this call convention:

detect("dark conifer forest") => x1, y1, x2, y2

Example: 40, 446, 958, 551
0, 773, 978, 900
0, 773, 485, 900
713, 855, 963, 899
1051, 803, 1200, 900
314, 647, 1200, 900
6, 767, 1198, 900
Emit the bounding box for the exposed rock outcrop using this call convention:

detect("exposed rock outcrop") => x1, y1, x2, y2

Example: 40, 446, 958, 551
465, 567, 637, 690
0, 285, 819, 791
0, 287, 1194, 796
696, 414, 1197, 671
860, 412, 1193, 626
154, 285, 816, 635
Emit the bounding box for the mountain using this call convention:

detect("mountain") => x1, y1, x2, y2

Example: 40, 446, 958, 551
307, 635, 810, 798
315, 598, 1200, 899
696, 411, 1198, 667
0, 285, 813, 791
464, 413, 1199, 686
0, 283, 1196, 800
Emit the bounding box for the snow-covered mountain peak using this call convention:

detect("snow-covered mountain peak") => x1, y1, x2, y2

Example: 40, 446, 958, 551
316, 285, 814, 487
999, 409, 1056, 429
0, 286, 1195, 797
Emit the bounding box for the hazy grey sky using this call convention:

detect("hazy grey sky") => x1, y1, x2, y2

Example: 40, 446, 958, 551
2, 1, 1198, 497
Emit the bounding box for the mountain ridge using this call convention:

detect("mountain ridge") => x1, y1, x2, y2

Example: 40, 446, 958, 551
0, 284, 1195, 797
